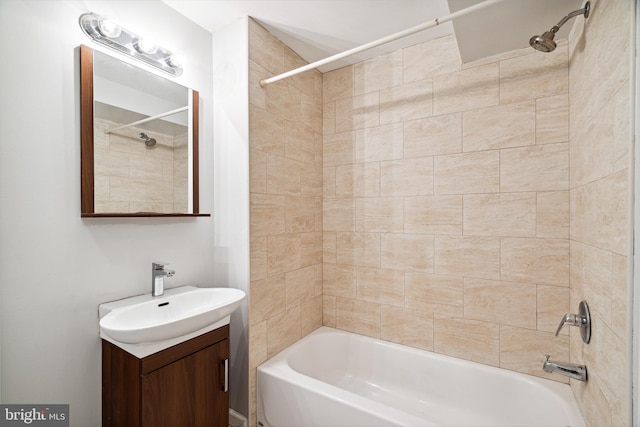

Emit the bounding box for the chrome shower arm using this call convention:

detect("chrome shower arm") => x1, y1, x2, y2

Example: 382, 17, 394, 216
552, 3, 591, 33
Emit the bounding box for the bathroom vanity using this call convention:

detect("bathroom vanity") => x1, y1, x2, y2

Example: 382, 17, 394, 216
98, 285, 245, 427
102, 325, 229, 426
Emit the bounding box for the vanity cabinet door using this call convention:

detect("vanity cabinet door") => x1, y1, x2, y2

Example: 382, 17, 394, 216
141, 338, 229, 427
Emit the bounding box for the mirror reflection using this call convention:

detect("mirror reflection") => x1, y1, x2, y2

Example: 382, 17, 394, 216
80, 46, 206, 217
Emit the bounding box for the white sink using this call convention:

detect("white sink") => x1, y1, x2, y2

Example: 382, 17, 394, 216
99, 286, 244, 357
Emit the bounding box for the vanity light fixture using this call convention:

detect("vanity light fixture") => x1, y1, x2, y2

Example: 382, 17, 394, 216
79, 12, 183, 76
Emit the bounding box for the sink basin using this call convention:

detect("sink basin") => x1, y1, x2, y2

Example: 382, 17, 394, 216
99, 286, 245, 345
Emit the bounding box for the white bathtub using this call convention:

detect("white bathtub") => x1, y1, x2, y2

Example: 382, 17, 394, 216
257, 327, 585, 427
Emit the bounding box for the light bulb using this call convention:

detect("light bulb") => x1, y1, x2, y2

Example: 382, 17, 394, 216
97, 17, 121, 38
134, 38, 158, 55
165, 55, 183, 69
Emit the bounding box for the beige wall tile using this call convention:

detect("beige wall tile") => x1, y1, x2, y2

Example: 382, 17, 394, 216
336, 232, 381, 268
404, 195, 463, 235
109, 176, 147, 203
250, 274, 285, 325
501, 238, 569, 287
403, 113, 462, 158
323, 65, 353, 103
267, 305, 301, 358
354, 50, 402, 95
434, 151, 499, 195
335, 92, 379, 132
433, 63, 499, 115
300, 232, 322, 267
94, 148, 130, 178
356, 266, 404, 307
267, 154, 301, 196
323, 167, 336, 198
323, 102, 336, 135
267, 234, 301, 274
250, 237, 267, 281
463, 193, 536, 238
537, 285, 569, 334
323, 263, 356, 298
435, 236, 500, 279
249, 106, 286, 156
464, 278, 536, 329
286, 265, 321, 308
434, 316, 500, 366
579, 243, 613, 327
611, 254, 629, 341
570, 170, 629, 255
462, 101, 535, 152
380, 79, 433, 125
249, 20, 284, 75
537, 191, 569, 238
323, 295, 337, 327
536, 94, 569, 145
285, 122, 316, 165
323, 232, 337, 263
500, 143, 568, 192
336, 163, 380, 198
249, 60, 268, 110
381, 233, 434, 272
381, 306, 434, 351
285, 196, 317, 233
355, 197, 404, 233
250, 149, 267, 194
380, 157, 433, 196
403, 34, 461, 82
354, 123, 403, 163
323, 198, 354, 232
405, 272, 463, 317
301, 296, 323, 336
569, 114, 615, 189
323, 131, 355, 167
249, 320, 267, 371
499, 45, 568, 104
250, 194, 285, 237
500, 326, 569, 382
336, 297, 381, 338
265, 82, 302, 123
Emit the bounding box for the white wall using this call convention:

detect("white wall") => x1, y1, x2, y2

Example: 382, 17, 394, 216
0, 1, 223, 425
212, 17, 251, 418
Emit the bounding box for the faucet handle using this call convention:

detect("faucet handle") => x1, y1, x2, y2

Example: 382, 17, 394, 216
555, 313, 579, 335
554, 301, 591, 343
153, 261, 169, 269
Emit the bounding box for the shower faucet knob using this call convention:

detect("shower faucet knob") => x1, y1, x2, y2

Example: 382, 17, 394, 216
555, 300, 591, 343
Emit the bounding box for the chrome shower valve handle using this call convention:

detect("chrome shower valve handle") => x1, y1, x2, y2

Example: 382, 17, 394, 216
555, 300, 591, 343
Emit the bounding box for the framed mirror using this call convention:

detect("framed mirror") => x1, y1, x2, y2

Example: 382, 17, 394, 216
80, 45, 209, 217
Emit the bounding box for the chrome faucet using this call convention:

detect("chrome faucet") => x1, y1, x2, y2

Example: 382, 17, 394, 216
543, 355, 587, 381
555, 300, 591, 343
152, 262, 175, 297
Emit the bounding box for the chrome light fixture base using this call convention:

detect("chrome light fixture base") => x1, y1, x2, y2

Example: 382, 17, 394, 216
79, 13, 183, 77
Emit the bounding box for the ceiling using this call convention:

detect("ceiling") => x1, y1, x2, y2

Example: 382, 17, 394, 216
163, 0, 583, 73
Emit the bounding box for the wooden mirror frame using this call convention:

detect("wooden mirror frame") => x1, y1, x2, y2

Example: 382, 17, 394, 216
80, 45, 209, 217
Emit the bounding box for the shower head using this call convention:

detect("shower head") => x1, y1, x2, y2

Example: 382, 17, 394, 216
139, 132, 157, 148
530, 2, 590, 53
529, 30, 557, 53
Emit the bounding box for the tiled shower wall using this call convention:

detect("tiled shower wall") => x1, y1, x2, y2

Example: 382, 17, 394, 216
568, 0, 632, 425
247, 20, 324, 424
93, 118, 188, 213
322, 36, 571, 381
248, 3, 633, 426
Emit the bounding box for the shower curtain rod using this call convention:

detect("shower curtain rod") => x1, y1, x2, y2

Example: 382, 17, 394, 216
104, 106, 189, 134
260, 0, 507, 86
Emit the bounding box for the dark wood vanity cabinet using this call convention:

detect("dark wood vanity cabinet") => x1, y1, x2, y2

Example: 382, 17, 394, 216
102, 325, 229, 427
